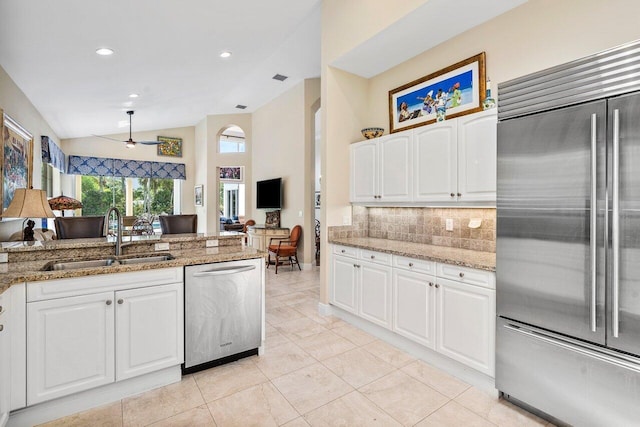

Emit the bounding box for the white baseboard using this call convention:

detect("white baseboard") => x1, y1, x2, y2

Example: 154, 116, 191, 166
8, 366, 181, 427
325, 304, 496, 395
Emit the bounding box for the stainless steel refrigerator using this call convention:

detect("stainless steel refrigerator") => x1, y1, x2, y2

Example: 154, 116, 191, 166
496, 40, 640, 426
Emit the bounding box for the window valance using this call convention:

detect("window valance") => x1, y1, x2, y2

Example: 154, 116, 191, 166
67, 155, 186, 180
41, 135, 66, 172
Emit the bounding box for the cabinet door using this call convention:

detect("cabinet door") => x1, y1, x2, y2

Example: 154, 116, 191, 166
358, 261, 392, 329
331, 255, 358, 313
457, 110, 497, 202
435, 278, 495, 376
27, 291, 115, 405
393, 269, 436, 348
413, 121, 458, 202
116, 283, 184, 381
379, 133, 412, 202
350, 140, 378, 202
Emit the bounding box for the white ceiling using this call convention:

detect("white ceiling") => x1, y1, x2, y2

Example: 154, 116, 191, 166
0, 0, 321, 139
0, 0, 527, 141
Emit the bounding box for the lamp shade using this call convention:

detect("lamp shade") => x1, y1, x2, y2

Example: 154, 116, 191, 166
2, 188, 56, 219
48, 194, 83, 211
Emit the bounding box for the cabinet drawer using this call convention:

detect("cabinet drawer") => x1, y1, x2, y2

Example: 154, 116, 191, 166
333, 245, 358, 258
393, 256, 436, 274
27, 267, 183, 302
437, 263, 495, 290
359, 249, 391, 265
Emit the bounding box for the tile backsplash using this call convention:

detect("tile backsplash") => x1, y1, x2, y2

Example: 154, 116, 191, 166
329, 206, 496, 253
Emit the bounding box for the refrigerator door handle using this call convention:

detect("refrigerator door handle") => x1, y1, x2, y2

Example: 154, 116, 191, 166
590, 113, 597, 332
613, 108, 620, 338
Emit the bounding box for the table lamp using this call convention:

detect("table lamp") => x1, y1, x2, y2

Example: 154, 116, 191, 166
47, 193, 83, 216
2, 188, 56, 241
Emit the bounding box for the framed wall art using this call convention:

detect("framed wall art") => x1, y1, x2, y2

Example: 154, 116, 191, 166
219, 166, 243, 182
389, 52, 486, 133
157, 136, 183, 157
2, 111, 34, 211
194, 184, 204, 206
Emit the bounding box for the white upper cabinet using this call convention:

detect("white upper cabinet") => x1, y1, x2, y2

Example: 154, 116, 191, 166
457, 110, 498, 202
413, 120, 458, 202
350, 109, 497, 205
351, 133, 412, 203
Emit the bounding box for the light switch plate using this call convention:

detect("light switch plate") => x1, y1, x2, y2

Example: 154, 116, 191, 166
445, 218, 454, 231
206, 239, 219, 247
155, 242, 170, 251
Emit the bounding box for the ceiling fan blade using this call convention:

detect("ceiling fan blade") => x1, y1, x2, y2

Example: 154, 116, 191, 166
92, 134, 124, 143
139, 141, 164, 145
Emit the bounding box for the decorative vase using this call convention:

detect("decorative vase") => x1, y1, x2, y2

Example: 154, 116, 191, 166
436, 106, 447, 122
483, 79, 496, 110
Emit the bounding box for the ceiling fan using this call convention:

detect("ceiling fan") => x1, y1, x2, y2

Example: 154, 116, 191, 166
93, 110, 162, 148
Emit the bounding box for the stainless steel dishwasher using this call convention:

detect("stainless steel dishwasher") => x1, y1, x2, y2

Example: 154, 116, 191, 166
183, 258, 263, 374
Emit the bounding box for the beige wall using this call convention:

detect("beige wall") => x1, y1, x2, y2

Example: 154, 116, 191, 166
0, 65, 63, 239
194, 118, 208, 232
320, 0, 640, 302
252, 78, 321, 265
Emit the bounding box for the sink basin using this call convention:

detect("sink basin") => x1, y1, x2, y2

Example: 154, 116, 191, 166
43, 258, 117, 271
117, 254, 175, 265
41, 253, 175, 271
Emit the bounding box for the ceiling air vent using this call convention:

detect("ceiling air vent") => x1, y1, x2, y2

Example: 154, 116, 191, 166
272, 74, 288, 82
235, 104, 247, 109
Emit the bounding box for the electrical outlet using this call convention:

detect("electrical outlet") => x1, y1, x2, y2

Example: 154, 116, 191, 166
155, 242, 170, 251
445, 218, 454, 231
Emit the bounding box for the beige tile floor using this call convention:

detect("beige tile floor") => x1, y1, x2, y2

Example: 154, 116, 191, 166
38, 265, 555, 427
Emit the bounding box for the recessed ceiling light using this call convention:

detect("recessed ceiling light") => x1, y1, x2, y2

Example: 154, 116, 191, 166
272, 74, 288, 81
96, 47, 114, 56
220, 51, 232, 58
235, 104, 247, 109
129, 93, 139, 98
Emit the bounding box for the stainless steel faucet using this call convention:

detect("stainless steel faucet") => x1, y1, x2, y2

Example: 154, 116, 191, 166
105, 206, 123, 256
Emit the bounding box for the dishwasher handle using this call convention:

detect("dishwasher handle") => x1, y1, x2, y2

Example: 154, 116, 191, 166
191, 265, 256, 277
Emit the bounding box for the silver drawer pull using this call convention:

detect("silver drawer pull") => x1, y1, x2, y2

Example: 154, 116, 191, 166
429, 282, 433, 287
370, 255, 375, 259
106, 300, 113, 306
459, 272, 465, 278
408, 263, 414, 267
341, 249, 346, 253
0, 324, 3, 332
0, 305, 3, 314
435, 284, 440, 288
117, 299, 124, 305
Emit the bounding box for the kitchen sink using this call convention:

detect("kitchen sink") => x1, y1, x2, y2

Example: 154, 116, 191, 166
42, 253, 175, 271
42, 258, 117, 271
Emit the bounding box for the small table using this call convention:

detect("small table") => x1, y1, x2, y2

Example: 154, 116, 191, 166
247, 226, 290, 253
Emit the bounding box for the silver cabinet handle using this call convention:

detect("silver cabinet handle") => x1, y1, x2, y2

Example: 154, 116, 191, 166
408, 262, 414, 267
106, 300, 113, 306
435, 284, 440, 288
450, 193, 455, 197
117, 299, 124, 305
429, 282, 433, 287
590, 113, 598, 333
613, 108, 620, 338
370, 255, 375, 259
193, 265, 256, 277
0, 305, 3, 314
457, 193, 462, 197
459, 272, 464, 278
341, 249, 346, 253
0, 325, 3, 332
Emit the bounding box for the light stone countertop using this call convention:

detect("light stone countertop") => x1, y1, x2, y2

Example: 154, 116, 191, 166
329, 237, 496, 272
0, 242, 264, 294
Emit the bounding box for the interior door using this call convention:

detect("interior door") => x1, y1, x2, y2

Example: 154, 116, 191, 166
497, 100, 606, 345
607, 92, 640, 357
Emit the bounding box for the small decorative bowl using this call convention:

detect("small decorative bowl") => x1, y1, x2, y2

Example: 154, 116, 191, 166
361, 127, 384, 139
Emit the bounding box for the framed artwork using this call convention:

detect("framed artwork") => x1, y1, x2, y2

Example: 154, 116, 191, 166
219, 166, 243, 182
194, 185, 203, 206
389, 52, 486, 133
2, 112, 34, 211
157, 136, 183, 157
315, 191, 320, 208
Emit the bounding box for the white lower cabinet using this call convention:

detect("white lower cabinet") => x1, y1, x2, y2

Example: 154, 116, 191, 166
0, 291, 10, 425
331, 245, 495, 377
393, 269, 436, 348
26, 270, 183, 406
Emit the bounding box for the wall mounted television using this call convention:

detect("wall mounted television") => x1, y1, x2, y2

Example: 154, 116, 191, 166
256, 177, 283, 209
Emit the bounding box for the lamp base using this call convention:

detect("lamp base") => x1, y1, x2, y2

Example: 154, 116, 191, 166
23, 219, 36, 241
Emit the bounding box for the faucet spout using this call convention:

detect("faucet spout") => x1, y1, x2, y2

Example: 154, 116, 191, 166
105, 207, 123, 256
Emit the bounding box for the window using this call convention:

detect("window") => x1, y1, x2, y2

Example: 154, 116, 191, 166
219, 125, 245, 153
80, 176, 174, 216
41, 163, 54, 197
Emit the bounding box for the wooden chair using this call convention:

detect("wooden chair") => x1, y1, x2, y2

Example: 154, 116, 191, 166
54, 216, 105, 239
159, 214, 197, 234
267, 225, 301, 274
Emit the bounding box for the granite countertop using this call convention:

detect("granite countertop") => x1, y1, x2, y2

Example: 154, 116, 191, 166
0, 244, 264, 293
329, 237, 496, 272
